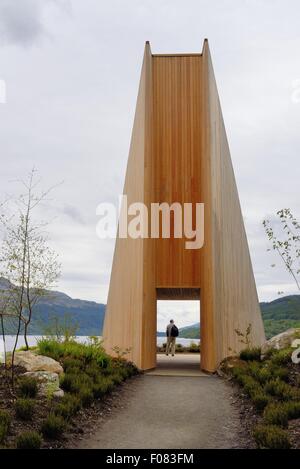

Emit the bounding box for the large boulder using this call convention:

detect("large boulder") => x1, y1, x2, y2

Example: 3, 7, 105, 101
261, 328, 300, 356
14, 351, 63, 374
22, 371, 64, 398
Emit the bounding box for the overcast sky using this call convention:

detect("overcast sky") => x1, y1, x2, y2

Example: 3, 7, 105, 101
0, 0, 300, 329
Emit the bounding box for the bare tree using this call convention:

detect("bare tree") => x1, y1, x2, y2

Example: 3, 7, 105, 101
263, 208, 300, 292
0, 169, 61, 383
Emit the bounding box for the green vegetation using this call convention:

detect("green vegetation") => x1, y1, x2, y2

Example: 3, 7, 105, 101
18, 376, 39, 398
15, 398, 35, 421
35, 337, 138, 445
239, 347, 261, 361
223, 343, 300, 449
16, 431, 42, 449
0, 337, 139, 449
157, 342, 200, 354
0, 410, 11, 444
53, 394, 81, 420
253, 424, 290, 449
41, 414, 65, 440
38, 337, 110, 367
261, 295, 300, 339
173, 295, 300, 340
263, 319, 300, 339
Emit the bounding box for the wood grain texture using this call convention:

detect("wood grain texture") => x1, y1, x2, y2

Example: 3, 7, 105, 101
102, 40, 265, 372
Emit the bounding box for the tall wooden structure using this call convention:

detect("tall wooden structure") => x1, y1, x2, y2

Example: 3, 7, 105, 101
102, 40, 265, 372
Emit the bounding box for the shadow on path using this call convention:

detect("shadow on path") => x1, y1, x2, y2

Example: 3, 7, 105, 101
146, 353, 207, 377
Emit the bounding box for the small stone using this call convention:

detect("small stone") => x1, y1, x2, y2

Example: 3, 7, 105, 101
53, 389, 64, 398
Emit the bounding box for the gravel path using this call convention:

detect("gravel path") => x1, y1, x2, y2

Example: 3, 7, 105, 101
75, 373, 250, 449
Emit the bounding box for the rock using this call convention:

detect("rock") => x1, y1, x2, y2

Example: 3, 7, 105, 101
53, 389, 65, 398
261, 328, 300, 356
14, 351, 63, 374
22, 370, 64, 398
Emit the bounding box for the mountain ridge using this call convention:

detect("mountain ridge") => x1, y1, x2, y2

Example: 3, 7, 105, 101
1, 278, 300, 338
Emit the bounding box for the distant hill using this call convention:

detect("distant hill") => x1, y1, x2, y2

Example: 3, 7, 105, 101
157, 323, 200, 339
157, 296, 300, 340
261, 295, 300, 338
1, 276, 299, 340
0, 278, 105, 336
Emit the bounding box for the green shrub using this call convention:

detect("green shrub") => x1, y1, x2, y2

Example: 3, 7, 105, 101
0, 410, 11, 443
281, 401, 300, 420
110, 371, 124, 385
247, 361, 261, 379
175, 344, 184, 353
256, 367, 273, 384
79, 386, 94, 407
264, 378, 300, 401
15, 398, 35, 421
37, 339, 64, 361
240, 347, 261, 361
41, 413, 65, 440
231, 366, 247, 385
188, 342, 200, 353
246, 361, 274, 384
18, 376, 38, 398
251, 392, 271, 413
253, 424, 290, 449
59, 373, 82, 393
53, 394, 81, 420
270, 348, 293, 366
38, 338, 110, 369
236, 374, 262, 397
269, 366, 289, 382
60, 371, 94, 394
85, 363, 101, 380
125, 362, 139, 377
263, 403, 289, 427
62, 357, 83, 372
16, 431, 42, 449
93, 377, 114, 398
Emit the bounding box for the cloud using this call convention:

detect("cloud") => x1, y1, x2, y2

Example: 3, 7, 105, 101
0, 0, 70, 46
62, 204, 85, 224
1, 0, 300, 307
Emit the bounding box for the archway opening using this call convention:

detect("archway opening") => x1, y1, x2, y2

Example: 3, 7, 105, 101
154, 289, 201, 375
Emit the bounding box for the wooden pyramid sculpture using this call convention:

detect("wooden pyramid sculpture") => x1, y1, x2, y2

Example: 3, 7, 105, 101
102, 40, 265, 372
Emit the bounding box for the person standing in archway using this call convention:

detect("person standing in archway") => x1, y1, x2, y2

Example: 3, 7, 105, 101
165, 319, 179, 356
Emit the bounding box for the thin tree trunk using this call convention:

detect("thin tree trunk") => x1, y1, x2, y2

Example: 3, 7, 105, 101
0, 314, 7, 369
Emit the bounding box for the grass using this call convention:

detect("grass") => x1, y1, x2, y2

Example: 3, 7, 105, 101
157, 342, 200, 354
0, 410, 11, 444
227, 345, 300, 449
36, 337, 139, 444
41, 413, 66, 440
15, 398, 35, 421
253, 424, 291, 449
0, 337, 139, 449
239, 347, 261, 361
53, 394, 81, 420
16, 431, 42, 449
18, 376, 39, 398
38, 337, 110, 368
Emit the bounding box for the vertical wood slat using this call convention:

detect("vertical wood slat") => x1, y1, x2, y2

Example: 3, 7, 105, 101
103, 41, 265, 372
